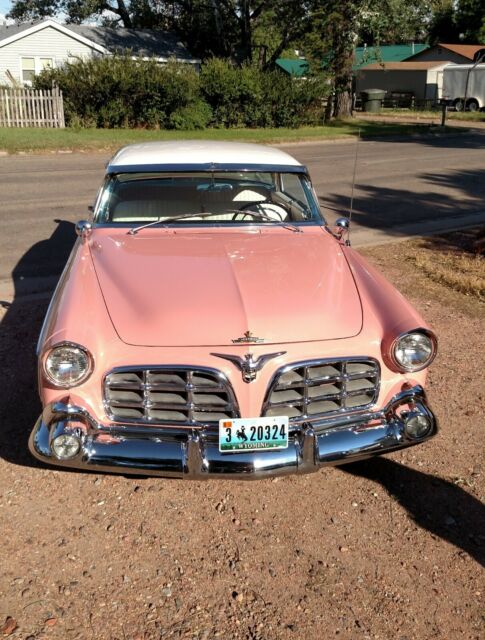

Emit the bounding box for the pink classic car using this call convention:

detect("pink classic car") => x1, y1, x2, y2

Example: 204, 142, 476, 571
29, 141, 437, 479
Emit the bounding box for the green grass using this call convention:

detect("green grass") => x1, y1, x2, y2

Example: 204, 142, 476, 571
369, 108, 485, 122
0, 119, 454, 154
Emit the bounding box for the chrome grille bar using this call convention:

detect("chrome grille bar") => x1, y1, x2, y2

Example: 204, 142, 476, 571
104, 366, 239, 426
262, 358, 380, 421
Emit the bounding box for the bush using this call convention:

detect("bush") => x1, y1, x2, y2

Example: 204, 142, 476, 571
35, 56, 202, 129
201, 58, 328, 128
34, 54, 328, 129
169, 100, 212, 130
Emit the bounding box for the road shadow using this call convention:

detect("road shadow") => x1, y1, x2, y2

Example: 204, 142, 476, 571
343, 120, 485, 150
342, 457, 485, 567
0, 220, 76, 468
319, 167, 485, 250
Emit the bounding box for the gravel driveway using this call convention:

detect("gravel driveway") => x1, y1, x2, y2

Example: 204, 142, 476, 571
0, 236, 483, 640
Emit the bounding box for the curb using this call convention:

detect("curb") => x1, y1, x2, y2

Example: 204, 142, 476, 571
353, 211, 485, 248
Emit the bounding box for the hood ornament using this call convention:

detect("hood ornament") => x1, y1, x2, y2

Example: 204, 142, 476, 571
232, 330, 264, 344
211, 352, 286, 383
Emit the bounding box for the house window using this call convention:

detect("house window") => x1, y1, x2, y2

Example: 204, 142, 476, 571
39, 57, 54, 71
21, 57, 35, 83
20, 57, 55, 84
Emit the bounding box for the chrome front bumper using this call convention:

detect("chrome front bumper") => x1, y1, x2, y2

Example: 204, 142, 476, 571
29, 386, 437, 480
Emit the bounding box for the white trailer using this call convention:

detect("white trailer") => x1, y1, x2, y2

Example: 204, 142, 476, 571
442, 64, 485, 111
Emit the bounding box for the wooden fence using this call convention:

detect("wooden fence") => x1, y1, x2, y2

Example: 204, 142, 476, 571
0, 86, 65, 128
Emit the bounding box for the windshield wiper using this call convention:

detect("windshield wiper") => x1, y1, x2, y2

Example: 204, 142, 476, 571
235, 210, 301, 232
128, 209, 301, 234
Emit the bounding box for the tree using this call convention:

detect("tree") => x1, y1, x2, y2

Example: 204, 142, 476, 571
9, 0, 449, 121
8, 1, 136, 26
359, 0, 431, 44
303, 0, 434, 119
8, 1, 320, 62
455, 0, 485, 42
428, 1, 457, 44
429, 0, 485, 43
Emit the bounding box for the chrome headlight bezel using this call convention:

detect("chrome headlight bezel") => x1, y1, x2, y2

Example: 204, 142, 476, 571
389, 329, 437, 373
43, 342, 94, 388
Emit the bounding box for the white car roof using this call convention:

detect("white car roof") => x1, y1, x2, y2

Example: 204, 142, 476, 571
107, 140, 302, 171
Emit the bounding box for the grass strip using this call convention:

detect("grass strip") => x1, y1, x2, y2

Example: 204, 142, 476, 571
405, 227, 485, 302
0, 119, 455, 154
362, 108, 485, 122
412, 249, 484, 301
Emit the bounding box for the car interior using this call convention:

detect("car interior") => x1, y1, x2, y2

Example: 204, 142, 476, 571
96, 172, 316, 224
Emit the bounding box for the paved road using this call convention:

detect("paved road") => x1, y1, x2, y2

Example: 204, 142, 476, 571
0, 131, 484, 298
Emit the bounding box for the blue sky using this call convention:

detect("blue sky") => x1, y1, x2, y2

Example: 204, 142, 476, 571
0, 1, 11, 16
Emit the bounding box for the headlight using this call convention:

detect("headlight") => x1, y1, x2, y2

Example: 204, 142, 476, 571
391, 330, 437, 372
44, 343, 93, 387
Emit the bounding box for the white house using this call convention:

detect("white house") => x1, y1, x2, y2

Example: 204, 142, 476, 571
0, 18, 200, 85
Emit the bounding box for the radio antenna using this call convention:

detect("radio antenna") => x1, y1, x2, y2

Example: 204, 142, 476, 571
347, 128, 361, 246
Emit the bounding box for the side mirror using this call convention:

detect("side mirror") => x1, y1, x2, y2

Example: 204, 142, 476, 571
88, 205, 94, 213
333, 216, 350, 239
335, 217, 350, 230
75, 220, 92, 242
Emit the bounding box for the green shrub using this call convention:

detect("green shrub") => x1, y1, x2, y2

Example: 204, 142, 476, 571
34, 56, 202, 129
169, 100, 212, 130
34, 54, 328, 129
201, 58, 328, 128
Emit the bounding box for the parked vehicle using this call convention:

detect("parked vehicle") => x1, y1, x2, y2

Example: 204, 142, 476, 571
442, 63, 485, 111
30, 141, 438, 479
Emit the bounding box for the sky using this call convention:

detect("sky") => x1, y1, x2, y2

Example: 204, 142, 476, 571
0, 0, 11, 21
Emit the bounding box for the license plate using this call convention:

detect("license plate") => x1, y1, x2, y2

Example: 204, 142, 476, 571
219, 416, 289, 453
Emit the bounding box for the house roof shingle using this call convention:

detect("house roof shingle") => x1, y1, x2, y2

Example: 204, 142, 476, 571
435, 43, 485, 60
405, 42, 485, 62
275, 58, 309, 77
68, 24, 195, 60
353, 44, 429, 70
0, 19, 198, 61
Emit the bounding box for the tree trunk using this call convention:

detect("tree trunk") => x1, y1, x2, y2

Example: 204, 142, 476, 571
333, 82, 352, 117
238, 0, 253, 62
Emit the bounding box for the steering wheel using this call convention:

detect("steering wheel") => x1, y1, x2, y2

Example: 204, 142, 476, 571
231, 201, 286, 222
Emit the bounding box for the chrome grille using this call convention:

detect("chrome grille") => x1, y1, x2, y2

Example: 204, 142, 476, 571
262, 358, 379, 421
104, 367, 239, 426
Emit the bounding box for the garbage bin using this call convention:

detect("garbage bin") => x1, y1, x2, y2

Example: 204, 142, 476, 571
361, 89, 386, 113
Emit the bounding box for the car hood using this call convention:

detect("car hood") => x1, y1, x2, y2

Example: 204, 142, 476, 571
90, 228, 362, 347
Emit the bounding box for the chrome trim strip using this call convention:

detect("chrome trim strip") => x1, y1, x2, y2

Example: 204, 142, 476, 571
29, 385, 437, 480
106, 163, 309, 175
103, 364, 240, 427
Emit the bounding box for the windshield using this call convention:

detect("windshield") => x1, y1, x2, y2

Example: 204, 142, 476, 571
94, 171, 323, 226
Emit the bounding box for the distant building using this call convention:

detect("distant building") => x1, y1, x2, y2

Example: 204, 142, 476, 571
356, 61, 451, 104
275, 58, 309, 77
276, 44, 430, 79
353, 44, 429, 70
0, 18, 200, 85
405, 43, 485, 65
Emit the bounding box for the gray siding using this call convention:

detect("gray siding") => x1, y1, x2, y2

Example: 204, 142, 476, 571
356, 66, 448, 102
0, 25, 99, 84
356, 69, 428, 99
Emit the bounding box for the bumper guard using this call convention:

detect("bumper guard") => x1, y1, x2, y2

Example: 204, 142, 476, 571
29, 385, 436, 480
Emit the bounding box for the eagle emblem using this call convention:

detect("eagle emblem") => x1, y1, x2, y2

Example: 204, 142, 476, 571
232, 330, 264, 344
211, 351, 286, 383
